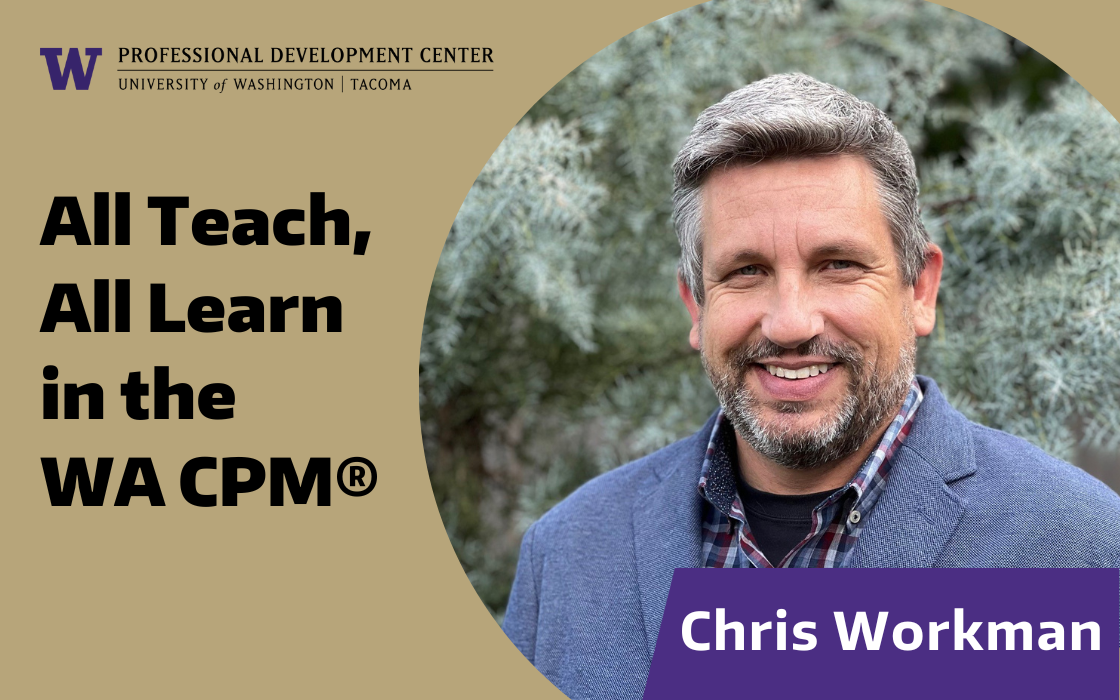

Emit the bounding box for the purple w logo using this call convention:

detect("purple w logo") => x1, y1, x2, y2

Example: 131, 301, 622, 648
40, 48, 102, 90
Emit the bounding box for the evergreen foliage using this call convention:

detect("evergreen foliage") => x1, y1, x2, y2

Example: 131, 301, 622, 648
922, 82, 1120, 458
420, 0, 1120, 616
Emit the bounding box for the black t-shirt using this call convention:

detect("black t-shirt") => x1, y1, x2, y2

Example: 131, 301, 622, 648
737, 477, 835, 567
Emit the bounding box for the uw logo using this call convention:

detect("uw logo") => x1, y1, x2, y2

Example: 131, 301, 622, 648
40, 48, 102, 90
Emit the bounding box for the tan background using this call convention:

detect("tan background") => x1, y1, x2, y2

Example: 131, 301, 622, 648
1, 0, 1116, 696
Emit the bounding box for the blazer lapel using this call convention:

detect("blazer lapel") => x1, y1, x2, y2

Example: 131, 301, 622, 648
632, 416, 711, 660
845, 377, 977, 568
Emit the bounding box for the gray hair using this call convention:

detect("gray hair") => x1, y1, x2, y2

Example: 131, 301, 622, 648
672, 73, 929, 303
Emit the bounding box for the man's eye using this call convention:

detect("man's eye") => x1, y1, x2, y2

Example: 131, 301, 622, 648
826, 260, 854, 270
737, 265, 762, 276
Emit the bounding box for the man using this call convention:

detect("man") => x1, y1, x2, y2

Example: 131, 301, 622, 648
502, 74, 1120, 698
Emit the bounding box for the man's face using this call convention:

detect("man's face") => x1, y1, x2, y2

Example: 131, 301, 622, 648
679, 155, 941, 469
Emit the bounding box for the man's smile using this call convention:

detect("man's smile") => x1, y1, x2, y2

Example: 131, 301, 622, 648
762, 362, 835, 378
751, 362, 842, 402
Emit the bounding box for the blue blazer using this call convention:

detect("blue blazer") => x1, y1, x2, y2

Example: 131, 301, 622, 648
502, 377, 1120, 699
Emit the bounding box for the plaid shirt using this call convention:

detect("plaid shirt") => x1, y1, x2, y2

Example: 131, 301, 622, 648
698, 378, 923, 568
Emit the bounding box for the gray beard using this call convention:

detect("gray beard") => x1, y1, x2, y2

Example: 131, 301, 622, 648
702, 334, 915, 471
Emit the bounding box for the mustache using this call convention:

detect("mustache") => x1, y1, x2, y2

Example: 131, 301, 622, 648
724, 336, 863, 371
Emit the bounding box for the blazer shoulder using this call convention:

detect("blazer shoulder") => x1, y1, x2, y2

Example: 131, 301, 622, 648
968, 422, 1119, 499
963, 420, 1120, 541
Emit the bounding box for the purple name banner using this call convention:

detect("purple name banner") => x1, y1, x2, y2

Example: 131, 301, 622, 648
645, 568, 1118, 699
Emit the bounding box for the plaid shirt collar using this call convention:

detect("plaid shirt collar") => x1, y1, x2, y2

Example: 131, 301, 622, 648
697, 378, 924, 568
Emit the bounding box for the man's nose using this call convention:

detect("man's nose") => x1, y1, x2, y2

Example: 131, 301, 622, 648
760, 278, 824, 349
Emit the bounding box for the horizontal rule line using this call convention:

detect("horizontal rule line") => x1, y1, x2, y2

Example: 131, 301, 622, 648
115, 69, 493, 72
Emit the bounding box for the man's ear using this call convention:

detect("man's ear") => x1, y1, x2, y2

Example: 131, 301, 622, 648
911, 243, 943, 338
678, 274, 702, 351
